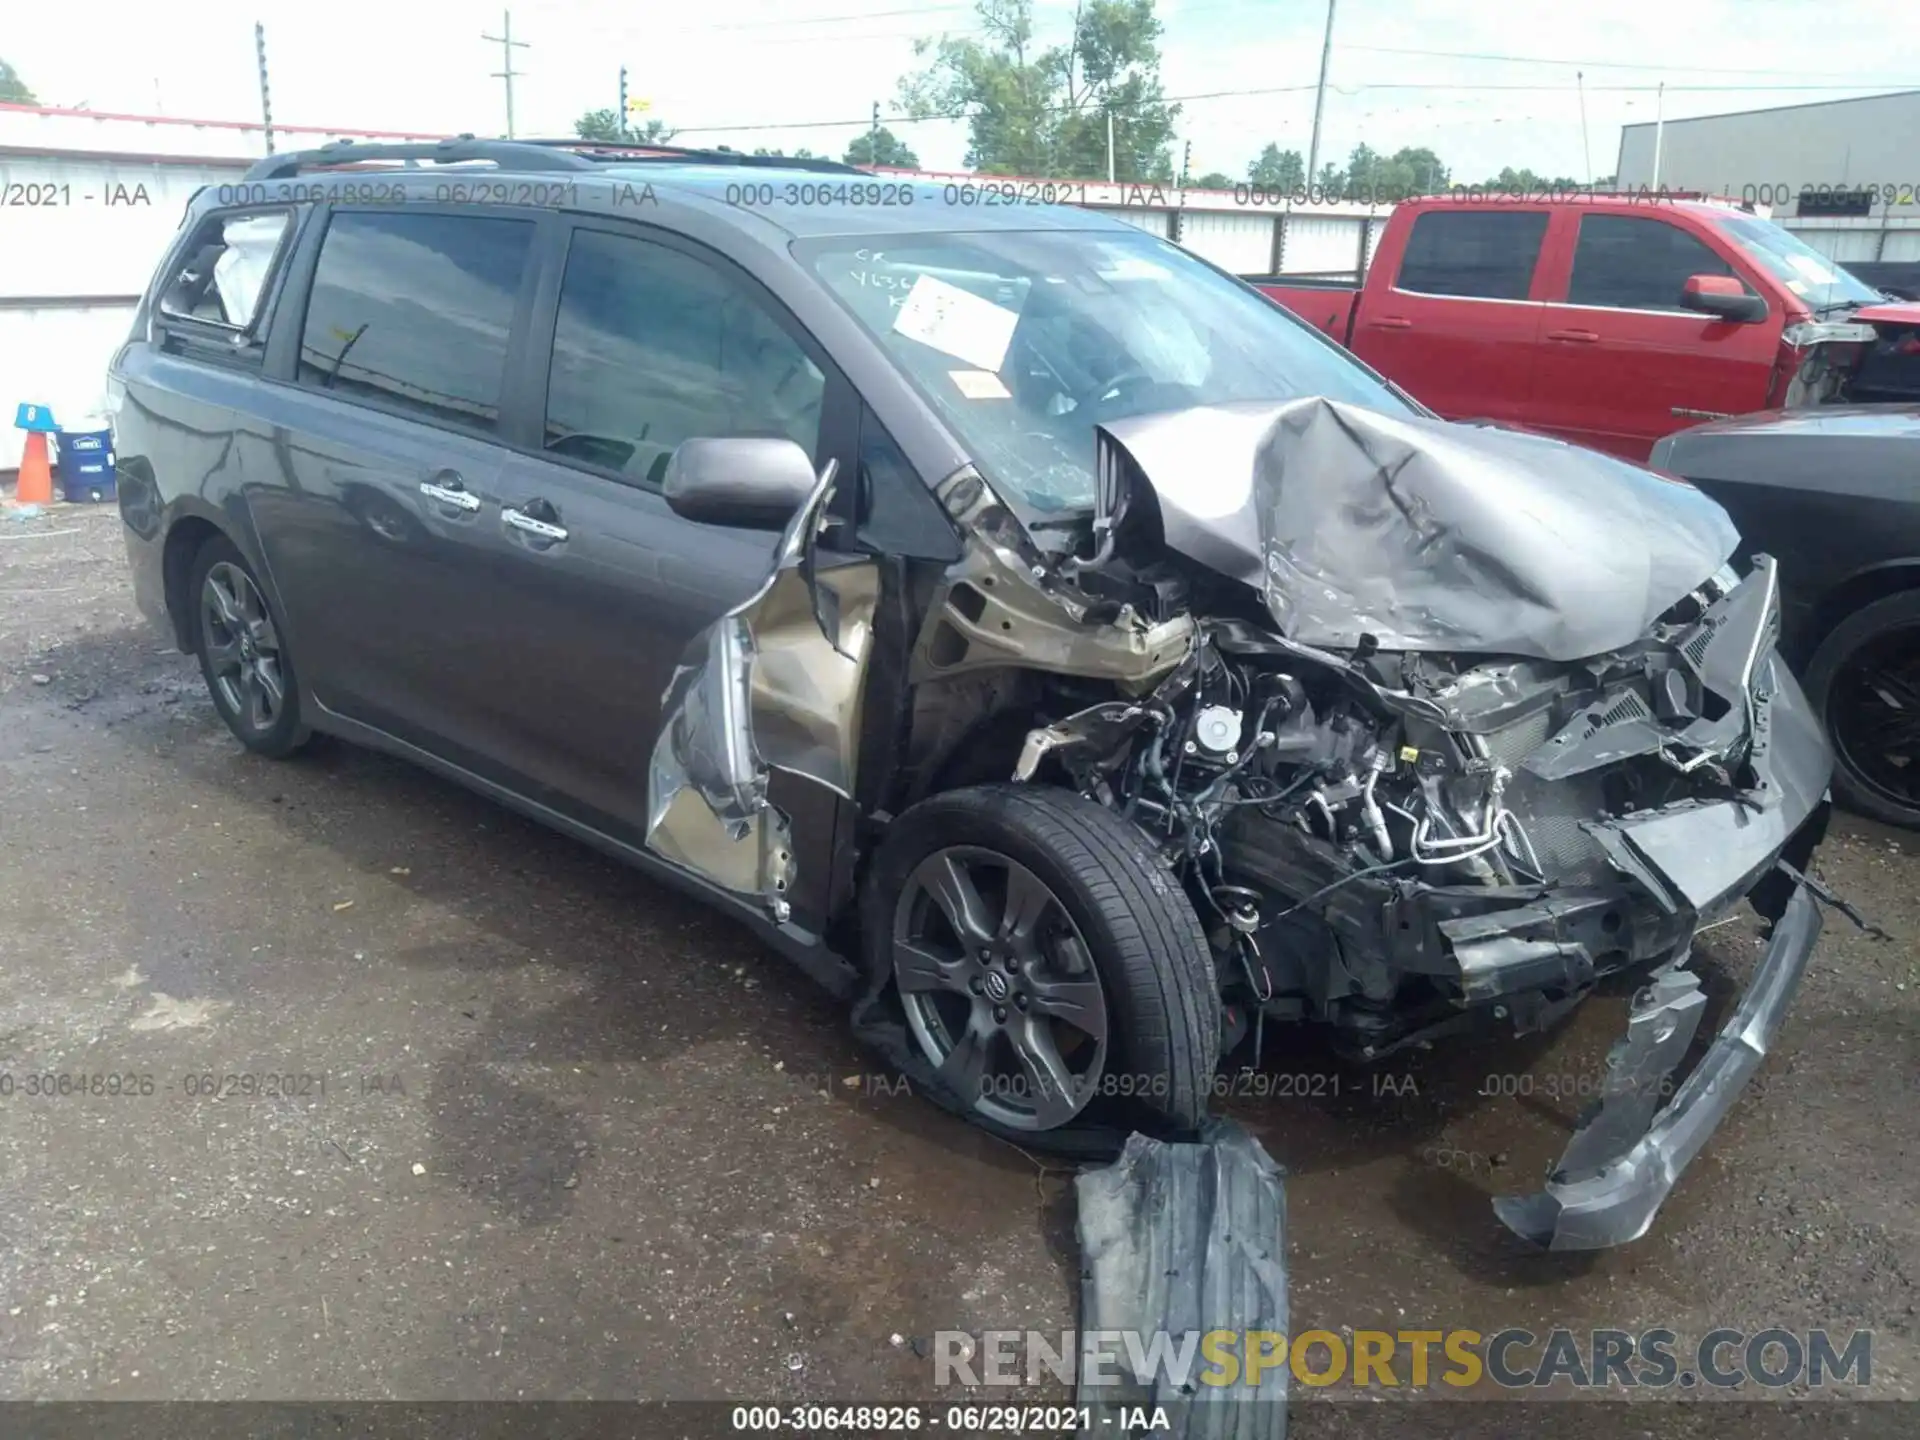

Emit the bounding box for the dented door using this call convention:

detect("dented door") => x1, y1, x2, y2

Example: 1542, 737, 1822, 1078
646, 462, 880, 924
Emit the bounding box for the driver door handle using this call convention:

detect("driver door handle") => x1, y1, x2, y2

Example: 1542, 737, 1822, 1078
1367, 316, 1413, 330
1547, 328, 1601, 343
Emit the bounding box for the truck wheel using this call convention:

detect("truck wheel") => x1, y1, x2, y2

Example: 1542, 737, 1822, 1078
1803, 589, 1920, 831
861, 784, 1219, 1144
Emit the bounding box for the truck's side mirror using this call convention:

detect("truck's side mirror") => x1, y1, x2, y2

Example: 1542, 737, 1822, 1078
662, 436, 817, 531
1681, 274, 1768, 324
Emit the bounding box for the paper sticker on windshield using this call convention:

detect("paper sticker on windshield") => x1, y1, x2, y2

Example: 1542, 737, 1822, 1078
893, 274, 1019, 373
949, 369, 1011, 400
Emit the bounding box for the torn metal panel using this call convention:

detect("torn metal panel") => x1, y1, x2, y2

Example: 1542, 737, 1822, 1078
1494, 883, 1821, 1251
1075, 1121, 1287, 1440
1101, 397, 1740, 662
646, 459, 875, 918
1588, 660, 1831, 912
912, 465, 1193, 689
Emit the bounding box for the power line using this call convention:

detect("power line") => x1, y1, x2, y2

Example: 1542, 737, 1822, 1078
664, 79, 1917, 138
1340, 42, 1910, 80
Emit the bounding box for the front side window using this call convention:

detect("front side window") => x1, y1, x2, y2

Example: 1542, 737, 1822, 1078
1395, 211, 1549, 300
1568, 215, 1741, 311
801, 227, 1411, 515
296, 211, 536, 435
543, 228, 825, 487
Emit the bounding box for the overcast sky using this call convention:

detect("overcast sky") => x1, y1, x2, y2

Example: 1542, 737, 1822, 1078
8, 0, 1918, 181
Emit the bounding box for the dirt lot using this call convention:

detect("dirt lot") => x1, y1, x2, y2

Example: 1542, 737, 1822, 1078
2, 501, 1915, 1432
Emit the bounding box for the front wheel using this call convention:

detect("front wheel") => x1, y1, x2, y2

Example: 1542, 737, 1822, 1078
861, 784, 1219, 1143
1804, 590, 1920, 830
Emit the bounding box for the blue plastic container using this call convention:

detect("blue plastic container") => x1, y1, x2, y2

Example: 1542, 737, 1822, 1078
56, 421, 115, 503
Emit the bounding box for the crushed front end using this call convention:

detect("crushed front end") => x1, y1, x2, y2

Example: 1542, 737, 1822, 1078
1003, 397, 1837, 1250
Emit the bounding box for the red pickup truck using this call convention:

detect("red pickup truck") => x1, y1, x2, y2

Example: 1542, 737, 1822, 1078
1255, 195, 1920, 462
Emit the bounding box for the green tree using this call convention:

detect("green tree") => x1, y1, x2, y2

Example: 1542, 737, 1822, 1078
1247, 143, 1305, 191
753, 146, 819, 159
1482, 165, 1582, 193
1314, 161, 1345, 196
845, 127, 920, 168
1388, 147, 1449, 195
573, 109, 676, 143
0, 59, 35, 105
900, 0, 1179, 181
1192, 170, 1234, 189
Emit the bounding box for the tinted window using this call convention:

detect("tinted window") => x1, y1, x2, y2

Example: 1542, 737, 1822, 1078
297, 211, 535, 435
543, 229, 825, 487
1569, 215, 1740, 310
1396, 211, 1548, 300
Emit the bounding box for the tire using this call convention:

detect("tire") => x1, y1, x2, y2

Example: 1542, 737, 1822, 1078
860, 783, 1219, 1146
1803, 589, 1920, 830
187, 535, 312, 759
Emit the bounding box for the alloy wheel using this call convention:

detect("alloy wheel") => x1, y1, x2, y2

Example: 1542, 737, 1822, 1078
892, 845, 1109, 1130
201, 561, 286, 736
1829, 624, 1920, 816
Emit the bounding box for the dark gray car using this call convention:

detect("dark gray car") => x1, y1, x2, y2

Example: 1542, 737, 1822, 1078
1653, 405, 1920, 830
110, 139, 1834, 1251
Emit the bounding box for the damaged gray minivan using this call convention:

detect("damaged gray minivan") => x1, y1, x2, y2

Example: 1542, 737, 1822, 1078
114, 141, 1834, 1252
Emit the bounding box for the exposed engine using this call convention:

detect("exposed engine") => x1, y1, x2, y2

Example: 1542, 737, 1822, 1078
1010, 556, 1784, 1058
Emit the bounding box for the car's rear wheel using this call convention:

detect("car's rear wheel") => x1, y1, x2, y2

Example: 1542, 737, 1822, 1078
188, 536, 311, 759
1804, 589, 1920, 830
862, 784, 1218, 1143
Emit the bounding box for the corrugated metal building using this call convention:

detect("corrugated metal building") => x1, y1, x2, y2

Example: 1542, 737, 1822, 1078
1616, 90, 1920, 265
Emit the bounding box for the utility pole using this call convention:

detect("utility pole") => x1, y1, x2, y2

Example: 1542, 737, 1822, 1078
870, 101, 881, 161
254, 21, 274, 154
1306, 0, 1338, 191
1181, 139, 1191, 188
1651, 80, 1666, 190
1106, 110, 1116, 183
1577, 70, 1593, 186
619, 65, 629, 139
483, 10, 528, 139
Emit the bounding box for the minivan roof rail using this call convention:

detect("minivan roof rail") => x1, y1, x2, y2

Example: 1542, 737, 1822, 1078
244, 135, 866, 181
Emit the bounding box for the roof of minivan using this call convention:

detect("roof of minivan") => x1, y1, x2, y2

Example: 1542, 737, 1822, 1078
591, 163, 1146, 238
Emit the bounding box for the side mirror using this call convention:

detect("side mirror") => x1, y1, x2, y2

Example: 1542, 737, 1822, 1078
662, 437, 817, 531
1680, 273, 1768, 324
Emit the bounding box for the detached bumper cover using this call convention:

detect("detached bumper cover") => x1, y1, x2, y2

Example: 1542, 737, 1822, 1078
1494, 881, 1822, 1250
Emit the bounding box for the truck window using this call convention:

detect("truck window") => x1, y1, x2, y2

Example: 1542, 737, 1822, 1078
1395, 211, 1548, 301
1568, 215, 1742, 312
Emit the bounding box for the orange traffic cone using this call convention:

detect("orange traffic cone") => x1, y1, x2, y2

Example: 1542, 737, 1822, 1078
14, 431, 54, 506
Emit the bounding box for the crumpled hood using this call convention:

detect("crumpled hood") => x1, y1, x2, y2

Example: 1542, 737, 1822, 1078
1099, 397, 1741, 663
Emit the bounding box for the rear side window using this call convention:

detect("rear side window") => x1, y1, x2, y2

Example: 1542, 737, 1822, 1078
296, 211, 536, 436
1395, 211, 1548, 300
1568, 215, 1741, 311
543, 228, 825, 487
158, 210, 290, 332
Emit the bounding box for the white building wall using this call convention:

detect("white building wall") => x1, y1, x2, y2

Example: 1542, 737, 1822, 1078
1178, 209, 1275, 274
1282, 214, 1367, 275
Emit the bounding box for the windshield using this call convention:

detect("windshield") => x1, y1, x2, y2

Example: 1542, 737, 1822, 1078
1712, 213, 1881, 310
799, 228, 1413, 514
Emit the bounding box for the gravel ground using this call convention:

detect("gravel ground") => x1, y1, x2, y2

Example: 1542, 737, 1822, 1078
1, 501, 1914, 1434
